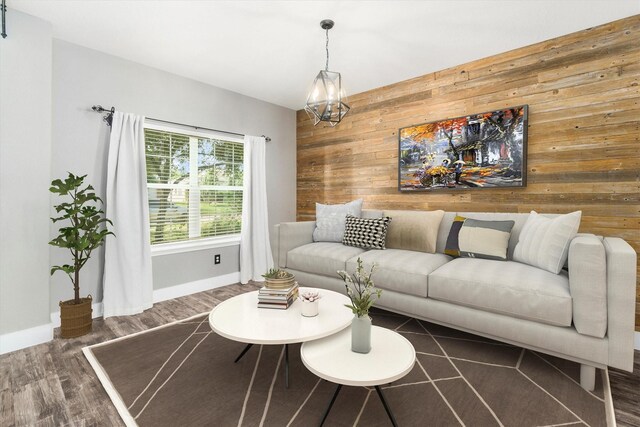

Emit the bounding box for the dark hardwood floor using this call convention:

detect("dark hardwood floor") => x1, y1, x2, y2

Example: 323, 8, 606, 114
1, 282, 638, 426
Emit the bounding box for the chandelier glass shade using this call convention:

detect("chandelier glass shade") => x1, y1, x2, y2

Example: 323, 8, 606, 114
304, 20, 350, 127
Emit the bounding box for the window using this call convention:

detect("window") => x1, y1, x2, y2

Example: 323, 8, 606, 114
144, 124, 244, 250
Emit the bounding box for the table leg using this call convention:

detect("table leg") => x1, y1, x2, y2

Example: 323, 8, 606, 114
320, 384, 342, 427
285, 344, 289, 388
234, 343, 253, 363
375, 386, 398, 427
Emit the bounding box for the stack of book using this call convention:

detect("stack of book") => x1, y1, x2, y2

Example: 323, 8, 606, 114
257, 282, 299, 310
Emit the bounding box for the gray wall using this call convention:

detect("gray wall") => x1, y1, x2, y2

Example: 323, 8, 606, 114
51, 40, 296, 312
0, 11, 52, 334
152, 246, 240, 289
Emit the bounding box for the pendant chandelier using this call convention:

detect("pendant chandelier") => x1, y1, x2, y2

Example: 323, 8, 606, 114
304, 19, 350, 127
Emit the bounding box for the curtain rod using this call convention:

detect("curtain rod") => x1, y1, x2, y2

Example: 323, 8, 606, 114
91, 105, 271, 142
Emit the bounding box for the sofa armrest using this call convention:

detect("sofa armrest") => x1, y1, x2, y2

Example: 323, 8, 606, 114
274, 221, 316, 268
603, 237, 637, 372
568, 234, 607, 338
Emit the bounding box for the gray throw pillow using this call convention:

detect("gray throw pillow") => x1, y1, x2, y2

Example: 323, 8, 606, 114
313, 199, 363, 242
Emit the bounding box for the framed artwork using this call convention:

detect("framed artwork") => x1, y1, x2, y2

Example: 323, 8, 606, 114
398, 105, 528, 191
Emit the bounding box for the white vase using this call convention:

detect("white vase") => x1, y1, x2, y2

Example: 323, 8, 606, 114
351, 315, 372, 354
301, 299, 319, 317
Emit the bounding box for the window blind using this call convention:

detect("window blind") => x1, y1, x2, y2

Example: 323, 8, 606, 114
145, 128, 243, 245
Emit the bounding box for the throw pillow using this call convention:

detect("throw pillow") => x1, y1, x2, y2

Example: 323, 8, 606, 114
513, 210, 582, 274
445, 216, 515, 260
313, 199, 363, 242
458, 218, 515, 260
342, 215, 391, 250
444, 215, 466, 257
383, 210, 445, 254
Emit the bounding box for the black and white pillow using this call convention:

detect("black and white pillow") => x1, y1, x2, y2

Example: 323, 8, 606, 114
342, 215, 391, 250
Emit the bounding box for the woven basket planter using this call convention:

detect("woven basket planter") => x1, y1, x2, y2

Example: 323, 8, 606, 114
59, 296, 93, 338
264, 274, 295, 290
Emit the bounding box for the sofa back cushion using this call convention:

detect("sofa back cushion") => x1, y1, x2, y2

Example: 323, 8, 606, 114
383, 210, 444, 253
361, 209, 383, 219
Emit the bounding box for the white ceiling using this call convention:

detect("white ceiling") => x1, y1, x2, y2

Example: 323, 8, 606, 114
10, 1, 640, 110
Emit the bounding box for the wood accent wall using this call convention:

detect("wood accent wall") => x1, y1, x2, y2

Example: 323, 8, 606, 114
296, 15, 640, 329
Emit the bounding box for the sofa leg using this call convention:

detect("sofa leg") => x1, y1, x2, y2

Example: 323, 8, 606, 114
580, 364, 596, 391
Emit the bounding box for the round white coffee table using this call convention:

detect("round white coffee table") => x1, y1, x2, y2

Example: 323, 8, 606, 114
209, 287, 352, 387
301, 326, 416, 427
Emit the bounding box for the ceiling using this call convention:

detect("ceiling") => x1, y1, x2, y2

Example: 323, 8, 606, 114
10, 1, 640, 110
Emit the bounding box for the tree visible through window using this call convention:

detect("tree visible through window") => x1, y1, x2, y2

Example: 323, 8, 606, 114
145, 127, 243, 245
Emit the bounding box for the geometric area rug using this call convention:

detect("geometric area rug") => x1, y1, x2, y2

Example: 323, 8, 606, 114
83, 308, 610, 426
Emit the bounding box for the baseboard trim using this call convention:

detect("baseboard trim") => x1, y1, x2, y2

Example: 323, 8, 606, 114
2, 272, 240, 355
152, 272, 240, 303
635, 331, 640, 351
0, 323, 53, 355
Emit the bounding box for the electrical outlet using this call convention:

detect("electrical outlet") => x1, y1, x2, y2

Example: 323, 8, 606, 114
214, 254, 221, 265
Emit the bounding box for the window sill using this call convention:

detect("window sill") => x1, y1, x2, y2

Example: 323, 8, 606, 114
151, 235, 241, 257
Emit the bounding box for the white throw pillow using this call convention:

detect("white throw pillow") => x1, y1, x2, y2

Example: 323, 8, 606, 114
513, 210, 582, 274
313, 199, 363, 242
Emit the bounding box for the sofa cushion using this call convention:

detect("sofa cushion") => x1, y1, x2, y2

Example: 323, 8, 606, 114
346, 249, 451, 297
361, 209, 383, 219
514, 210, 582, 274
428, 258, 572, 327
313, 199, 363, 242
287, 242, 366, 278
383, 209, 444, 253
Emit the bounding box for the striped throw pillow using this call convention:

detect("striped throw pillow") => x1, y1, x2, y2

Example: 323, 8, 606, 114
342, 215, 391, 250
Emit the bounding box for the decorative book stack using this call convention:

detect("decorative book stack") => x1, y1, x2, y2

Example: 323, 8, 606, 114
257, 282, 299, 310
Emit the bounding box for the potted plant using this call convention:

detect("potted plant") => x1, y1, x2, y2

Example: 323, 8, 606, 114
262, 268, 295, 289
49, 173, 114, 338
299, 290, 321, 317
338, 258, 382, 354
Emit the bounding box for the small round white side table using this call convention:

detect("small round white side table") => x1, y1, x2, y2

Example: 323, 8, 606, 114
209, 288, 352, 387
301, 326, 416, 426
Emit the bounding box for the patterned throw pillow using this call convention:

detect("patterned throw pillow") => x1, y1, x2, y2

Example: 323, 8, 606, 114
342, 215, 391, 250
313, 199, 363, 242
445, 216, 515, 260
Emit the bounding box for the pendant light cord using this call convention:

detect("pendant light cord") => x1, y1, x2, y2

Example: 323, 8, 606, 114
325, 28, 330, 71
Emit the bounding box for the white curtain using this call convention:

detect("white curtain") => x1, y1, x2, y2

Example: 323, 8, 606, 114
240, 135, 274, 284
102, 112, 153, 317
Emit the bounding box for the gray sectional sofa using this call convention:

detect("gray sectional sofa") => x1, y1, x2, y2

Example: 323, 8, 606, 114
273, 210, 637, 390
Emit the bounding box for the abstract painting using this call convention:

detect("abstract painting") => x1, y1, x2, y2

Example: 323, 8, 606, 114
398, 105, 528, 191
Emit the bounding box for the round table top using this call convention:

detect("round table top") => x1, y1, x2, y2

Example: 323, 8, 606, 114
208, 288, 352, 345
300, 326, 416, 387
